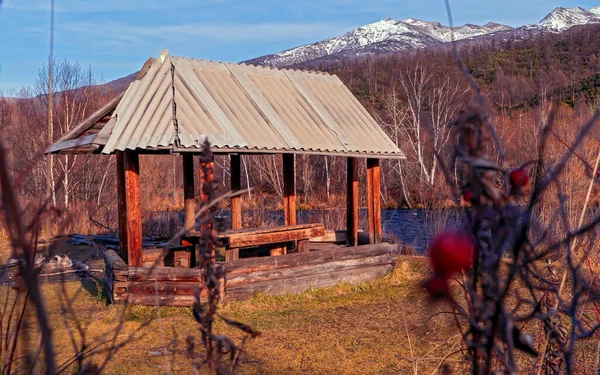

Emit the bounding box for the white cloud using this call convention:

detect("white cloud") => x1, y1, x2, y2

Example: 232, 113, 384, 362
57, 20, 354, 45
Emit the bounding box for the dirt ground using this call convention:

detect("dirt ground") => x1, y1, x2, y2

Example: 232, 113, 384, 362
1, 253, 472, 375
1, 242, 599, 374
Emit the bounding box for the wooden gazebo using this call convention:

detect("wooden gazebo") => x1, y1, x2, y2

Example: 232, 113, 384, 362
47, 50, 406, 304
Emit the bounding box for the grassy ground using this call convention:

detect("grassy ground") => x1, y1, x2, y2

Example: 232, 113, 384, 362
4, 257, 472, 375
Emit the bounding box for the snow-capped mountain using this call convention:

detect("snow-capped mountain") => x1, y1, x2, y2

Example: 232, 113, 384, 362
537, 6, 600, 30
245, 5, 600, 68
245, 18, 512, 67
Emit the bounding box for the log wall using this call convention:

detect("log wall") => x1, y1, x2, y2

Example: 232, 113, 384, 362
104, 243, 400, 306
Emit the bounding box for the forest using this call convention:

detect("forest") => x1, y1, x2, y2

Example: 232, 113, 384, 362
1, 24, 600, 238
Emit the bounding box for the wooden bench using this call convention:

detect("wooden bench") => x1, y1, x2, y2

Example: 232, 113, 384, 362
218, 224, 325, 261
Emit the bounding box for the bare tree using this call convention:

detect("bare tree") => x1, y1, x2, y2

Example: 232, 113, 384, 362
396, 64, 467, 187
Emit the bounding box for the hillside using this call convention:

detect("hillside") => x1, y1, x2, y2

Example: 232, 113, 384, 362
245, 5, 600, 68
319, 23, 600, 114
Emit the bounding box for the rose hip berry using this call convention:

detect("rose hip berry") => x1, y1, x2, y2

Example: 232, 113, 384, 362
462, 190, 475, 203
509, 168, 529, 195
428, 231, 475, 278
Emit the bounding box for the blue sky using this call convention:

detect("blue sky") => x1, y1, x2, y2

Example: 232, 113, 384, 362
0, 0, 599, 94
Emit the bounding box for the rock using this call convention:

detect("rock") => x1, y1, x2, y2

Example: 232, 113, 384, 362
34, 254, 46, 267
54, 254, 73, 269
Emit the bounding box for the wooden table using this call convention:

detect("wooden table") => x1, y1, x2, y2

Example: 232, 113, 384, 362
211, 224, 325, 261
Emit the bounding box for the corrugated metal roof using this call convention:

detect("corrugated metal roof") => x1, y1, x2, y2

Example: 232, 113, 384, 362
97, 50, 404, 158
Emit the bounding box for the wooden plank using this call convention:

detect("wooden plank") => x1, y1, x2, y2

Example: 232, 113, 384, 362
93, 117, 117, 145
230, 154, 242, 230
347, 157, 359, 246
183, 154, 196, 232
225, 242, 398, 275
311, 230, 348, 243
46, 134, 97, 154
226, 264, 392, 301
283, 154, 296, 226
225, 248, 239, 261
115, 281, 202, 296
227, 225, 324, 248
124, 151, 143, 267
116, 152, 128, 263
52, 91, 124, 144
188, 223, 323, 237
367, 158, 382, 244
226, 254, 393, 287
142, 248, 191, 268
126, 266, 205, 282
218, 223, 322, 237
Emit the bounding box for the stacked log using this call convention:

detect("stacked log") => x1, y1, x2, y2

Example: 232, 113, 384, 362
223, 243, 400, 300
111, 265, 208, 307
103, 250, 127, 304
104, 243, 400, 306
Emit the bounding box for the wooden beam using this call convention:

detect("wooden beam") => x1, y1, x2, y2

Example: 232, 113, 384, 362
116, 152, 128, 263
367, 158, 382, 244
225, 224, 324, 248
51, 91, 124, 146
347, 157, 359, 246
283, 154, 296, 225
124, 151, 143, 267
230, 154, 242, 230
183, 154, 196, 232
46, 134, 98, 154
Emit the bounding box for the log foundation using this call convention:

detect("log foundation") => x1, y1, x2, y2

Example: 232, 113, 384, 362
104, 242, 400, 306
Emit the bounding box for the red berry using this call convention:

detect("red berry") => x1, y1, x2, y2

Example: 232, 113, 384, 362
428, 231, 475, 278
509, 168, 529, 194
423, 274, 450, 299
462, 190, 475, 203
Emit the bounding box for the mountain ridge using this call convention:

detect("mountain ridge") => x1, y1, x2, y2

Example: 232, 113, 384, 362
245, 5, 600, 68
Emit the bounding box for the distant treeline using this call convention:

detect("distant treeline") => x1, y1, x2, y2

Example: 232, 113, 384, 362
1, 24, 599, 237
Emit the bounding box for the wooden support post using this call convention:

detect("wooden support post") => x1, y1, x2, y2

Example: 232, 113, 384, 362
225, 248, 239, 261
116, 151, 142, 267
182, 154, 197, 266
116, 152, 128, 263
297, 239, 310, 253
367, 158, 381, 244
199, 156, 215, 265
183, 154, 196, 232
270, 243, 287, 256
283, 154, 296, 226
347, 157, 359, 247
230, 154, 242, 230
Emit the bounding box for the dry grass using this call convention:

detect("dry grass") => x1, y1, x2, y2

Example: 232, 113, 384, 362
2, 257, 468, 375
